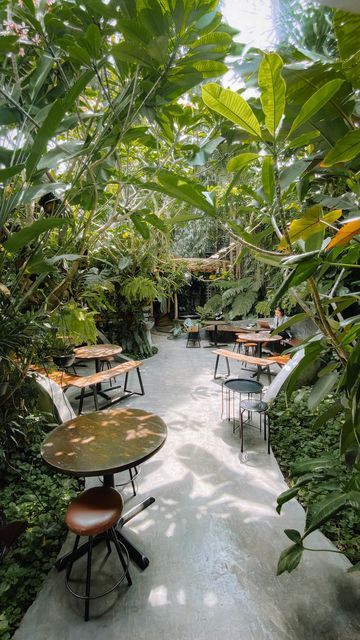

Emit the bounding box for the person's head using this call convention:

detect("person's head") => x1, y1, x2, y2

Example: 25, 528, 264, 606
39, 192, 63, 215
275, 306, 285, 319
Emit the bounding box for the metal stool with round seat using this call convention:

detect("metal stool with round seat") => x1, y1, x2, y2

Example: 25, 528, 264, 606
186, 325, 201, 348
65, 486, 132, 621
99, 356, 115, 386
239, 398, 270, 454
233, 338, 256, 353
222, 378, 263, 434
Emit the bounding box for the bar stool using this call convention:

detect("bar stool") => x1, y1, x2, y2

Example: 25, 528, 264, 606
100, 356, 115, 386
233, 339, 257, 358
186, 326, 201, 347
65, 486, 132, 621
222, 378, 263, 434
239, 399, 270, 454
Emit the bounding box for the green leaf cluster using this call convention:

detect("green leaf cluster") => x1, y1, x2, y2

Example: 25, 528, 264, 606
269, 389, 359, 573
0, 410, 82, 637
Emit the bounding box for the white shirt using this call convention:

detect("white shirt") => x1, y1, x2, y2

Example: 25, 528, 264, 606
273, 314, 289, 329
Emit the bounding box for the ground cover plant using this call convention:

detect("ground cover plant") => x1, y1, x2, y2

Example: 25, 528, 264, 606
0, 407, 82, 638
269, 389, 359, 570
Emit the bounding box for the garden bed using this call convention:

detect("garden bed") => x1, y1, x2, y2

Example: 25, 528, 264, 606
268, 389, 359, 566
0, 415, 82, 639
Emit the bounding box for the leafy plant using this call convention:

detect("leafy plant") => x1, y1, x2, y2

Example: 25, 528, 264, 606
269, 389, 359, 573
122, 276, 161, 304
197, 276, 260, 320
130, 5, 360, 573
0, 415, 82, 637
255, 300, 271, 317
50, 303, 97, 346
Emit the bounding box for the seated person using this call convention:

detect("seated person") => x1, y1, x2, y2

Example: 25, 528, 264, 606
271, 306, 292, 353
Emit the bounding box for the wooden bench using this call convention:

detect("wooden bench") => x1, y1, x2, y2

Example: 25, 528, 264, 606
213, 349, 277, 383
30, 361, 144, 413
267, 354, 291, 366
283, 338, 302, 348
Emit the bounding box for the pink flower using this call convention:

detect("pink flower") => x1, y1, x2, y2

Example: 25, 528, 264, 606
18, 47, 25, 57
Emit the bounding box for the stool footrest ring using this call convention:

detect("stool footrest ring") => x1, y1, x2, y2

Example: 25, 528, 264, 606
66, 533, 130, 601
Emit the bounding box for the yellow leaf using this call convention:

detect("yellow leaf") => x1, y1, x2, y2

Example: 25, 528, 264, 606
278, 206, 342, 248
326, 218, 360, 251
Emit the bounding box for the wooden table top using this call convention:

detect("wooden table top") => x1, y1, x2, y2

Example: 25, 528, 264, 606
41, 408, 167, 478
205, 324, 263, 332
235, 331, 282, 343
74, 344, 122, 359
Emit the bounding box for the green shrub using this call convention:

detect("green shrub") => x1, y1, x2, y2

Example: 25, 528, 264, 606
269, 389, 359, 565
0, 417, 82, 638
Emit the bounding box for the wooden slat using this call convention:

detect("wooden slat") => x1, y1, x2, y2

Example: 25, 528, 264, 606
212, 349, 274, 367
267, 355, 290, 365
30, 361, 143, 389
283, 338, 302, 347
29, 366, 80, 389
68, 361, 143, 388
74, 344, 122, 359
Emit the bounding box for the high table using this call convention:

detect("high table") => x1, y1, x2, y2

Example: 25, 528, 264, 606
235, 331, 282, 358
202, 320, 231, 348
74, 344, 123, 401
41, 408, 167, 571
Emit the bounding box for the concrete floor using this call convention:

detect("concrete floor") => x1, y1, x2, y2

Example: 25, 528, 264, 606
15, 333, 360, 640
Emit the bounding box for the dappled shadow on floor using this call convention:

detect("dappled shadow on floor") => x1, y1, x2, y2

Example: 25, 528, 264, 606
15, 334, 360, 640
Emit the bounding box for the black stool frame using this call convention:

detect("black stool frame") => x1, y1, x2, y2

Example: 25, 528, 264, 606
66, 527, 132, 621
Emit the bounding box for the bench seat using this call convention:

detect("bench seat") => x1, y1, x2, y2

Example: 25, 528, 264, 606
267, 354, 290, 366
212, 348, 276, 382
283, 338, 302, 348
30, 361, 144, 412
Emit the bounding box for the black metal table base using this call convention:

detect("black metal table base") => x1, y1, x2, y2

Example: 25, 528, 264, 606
75, 384, 123, 402
55, 497, 155, 572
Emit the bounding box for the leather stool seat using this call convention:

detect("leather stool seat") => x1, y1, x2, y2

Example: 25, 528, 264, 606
65, 487, 123, 537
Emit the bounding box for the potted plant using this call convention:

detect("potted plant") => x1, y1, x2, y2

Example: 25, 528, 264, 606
46, 303, 97, 369
50, 335, 76, 369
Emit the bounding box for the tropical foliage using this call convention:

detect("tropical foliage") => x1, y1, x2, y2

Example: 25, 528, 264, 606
0, 0, 359, 603
131, 5, 360, 572
269, 389, 359, 573
0, 0, 233, 361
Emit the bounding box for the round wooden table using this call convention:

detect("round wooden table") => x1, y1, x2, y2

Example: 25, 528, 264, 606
74, 344, 123, 370
41, 408, 167, 570
235, 331, 282, 357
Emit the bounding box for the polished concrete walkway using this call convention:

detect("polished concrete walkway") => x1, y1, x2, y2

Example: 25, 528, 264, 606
15, 333, 360, 640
